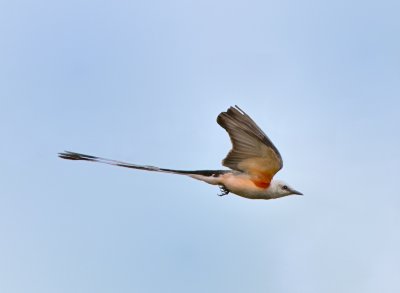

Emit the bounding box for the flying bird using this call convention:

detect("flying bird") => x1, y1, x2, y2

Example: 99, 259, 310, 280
59, 106, 302, 200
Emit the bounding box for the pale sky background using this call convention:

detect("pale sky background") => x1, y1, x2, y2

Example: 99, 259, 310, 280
1, 0, 400, 292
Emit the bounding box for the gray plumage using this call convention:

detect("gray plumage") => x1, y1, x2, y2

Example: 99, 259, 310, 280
59, 151, 230, 178
216, 105, 283, 175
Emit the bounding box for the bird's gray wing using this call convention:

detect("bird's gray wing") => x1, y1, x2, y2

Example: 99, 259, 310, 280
217, 106, 283, 187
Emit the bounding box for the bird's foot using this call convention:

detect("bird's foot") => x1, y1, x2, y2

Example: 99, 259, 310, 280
218, 185, 230, 196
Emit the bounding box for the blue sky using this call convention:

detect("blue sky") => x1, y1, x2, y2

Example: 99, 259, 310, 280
1, 0, 400, 292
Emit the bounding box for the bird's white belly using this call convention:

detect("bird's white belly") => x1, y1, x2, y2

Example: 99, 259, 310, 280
220, 173, 273, 200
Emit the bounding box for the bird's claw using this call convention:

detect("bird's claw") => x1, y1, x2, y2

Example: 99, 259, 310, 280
218, 185, 230, 196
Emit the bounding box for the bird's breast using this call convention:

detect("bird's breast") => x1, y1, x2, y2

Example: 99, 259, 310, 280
219, 173, 273, 199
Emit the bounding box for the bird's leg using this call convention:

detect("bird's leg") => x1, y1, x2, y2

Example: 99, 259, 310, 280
218, 185, 230, 196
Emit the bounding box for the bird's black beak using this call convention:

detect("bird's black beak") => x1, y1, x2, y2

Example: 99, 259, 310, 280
291, 189, 303, 196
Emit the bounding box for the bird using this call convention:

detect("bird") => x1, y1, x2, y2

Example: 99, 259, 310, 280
59, 106, 302, 200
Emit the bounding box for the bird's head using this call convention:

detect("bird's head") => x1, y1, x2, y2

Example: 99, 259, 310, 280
269, 179, 303, 198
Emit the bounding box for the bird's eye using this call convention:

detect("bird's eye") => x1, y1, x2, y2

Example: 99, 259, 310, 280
282, 185, 288, 190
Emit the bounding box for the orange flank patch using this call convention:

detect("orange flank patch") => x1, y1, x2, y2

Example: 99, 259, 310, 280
250, 171, 272, 189
253, 180, 270, 189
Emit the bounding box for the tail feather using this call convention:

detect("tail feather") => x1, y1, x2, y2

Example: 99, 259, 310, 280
58, 151, 229, 178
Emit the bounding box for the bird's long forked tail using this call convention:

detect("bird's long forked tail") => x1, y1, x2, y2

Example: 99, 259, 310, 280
58, 151, 229, 178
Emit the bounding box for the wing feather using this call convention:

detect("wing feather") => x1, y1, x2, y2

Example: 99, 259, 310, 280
217, 106, 283, 185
